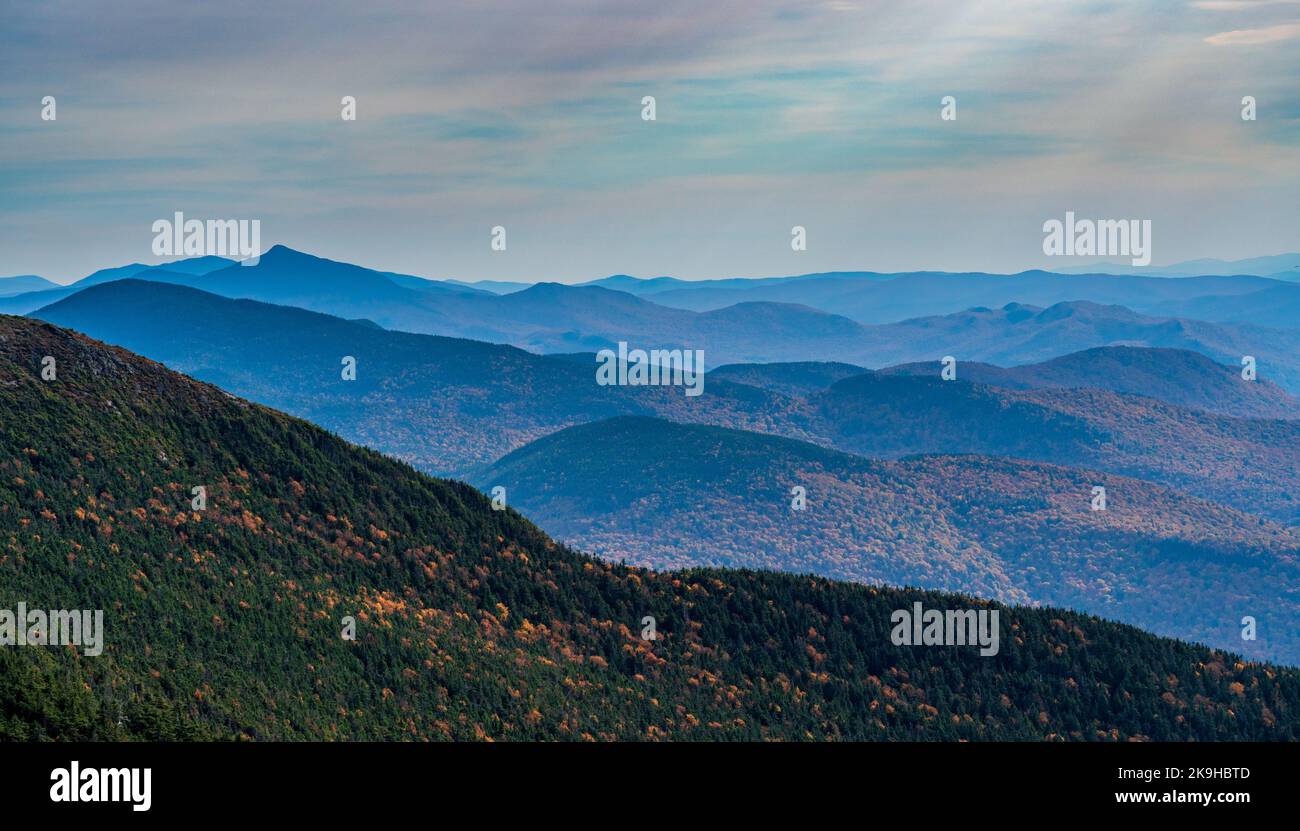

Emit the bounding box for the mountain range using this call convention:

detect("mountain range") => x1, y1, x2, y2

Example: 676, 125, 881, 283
1050, 253, 1300, 280
7, 314, 1296, 740
809, 372, 1300, 525
602, 270, 1295, 324
11, 246, 1300, 398
722, 347, 1300, 419
33, 279, 1300, 525
32, 280, 814, 477
710, 361, 870, 397
476, 416, 1300, 664
9, 248, 1300, 388
877, 346, 1300, 419
0, 275, 59, 297
8, 240, 1300, 742
861, 301, 1300, 394
0, 256, 236, 312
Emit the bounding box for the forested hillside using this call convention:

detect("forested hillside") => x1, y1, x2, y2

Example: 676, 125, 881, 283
33, 280, 818, 477
3, 315, 1298, 741
477, 416, 1300, 665
879, 347, 1300, 420
35, 282, 1300, 525
814, 373, 1300, 524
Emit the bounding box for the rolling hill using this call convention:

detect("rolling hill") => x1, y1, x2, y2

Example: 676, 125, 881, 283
0, 248, 472, 318
19, 248, 874, 364
16, 249, 1300, 392
812, 373, 1300, 525
0, 276, 58, 297
0, 255, 235, 314
1152, 283, 1300, 331
642, 269, 1288, 323
477, 417, 1300, 665
32, 280, 817, 477
3, 314, 1299, 740
861, 301, 1300, 394
171, 256, 1300, 389
1052, 253, 1300, 279
34, 280, 1300, 524
709, 361, 869, 397
878, 346, 1300, 419
709, 347, 1300, 421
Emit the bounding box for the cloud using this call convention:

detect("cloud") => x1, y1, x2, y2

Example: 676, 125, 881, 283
1, 1, 1298, 280
1205, 20, 1300, 43
1194, 1, 1300, 10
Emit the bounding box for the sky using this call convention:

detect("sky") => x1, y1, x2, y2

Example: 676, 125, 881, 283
1, 0, 1298, 284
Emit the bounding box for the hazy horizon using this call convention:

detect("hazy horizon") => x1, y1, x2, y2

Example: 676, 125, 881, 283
16, 244, 1300, 289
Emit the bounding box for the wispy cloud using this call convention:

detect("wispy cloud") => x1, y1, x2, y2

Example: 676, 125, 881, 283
1205, 21, 1300, 43
1194, 1, 1300, 10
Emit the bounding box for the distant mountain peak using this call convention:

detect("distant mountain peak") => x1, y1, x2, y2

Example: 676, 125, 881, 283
259, 243, 314, 262
1034, 299, 1135, 321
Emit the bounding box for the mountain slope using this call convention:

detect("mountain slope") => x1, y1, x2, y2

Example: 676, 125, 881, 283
646, 269, 1286, 323
707, 347, 1300, 420
3, 315, 1300, 741
1154, 284, 1300, 331
0, 276, 58, 297
22, 249, 1300, 391
32, 280, 815, 477
813, 373, 1300, 525
241, 257, 1300, 389
35, 280, 1300, 524
1053, 253, 1300, 278
0, 256, 235, 314
0, 248, 455, 320
127, 248, 874, 363
879, 346, 1300, 419
477, 417, 1300, 665
415, 282, 874, 362
709, 361, 869, 396
863, 301, 1300, 394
